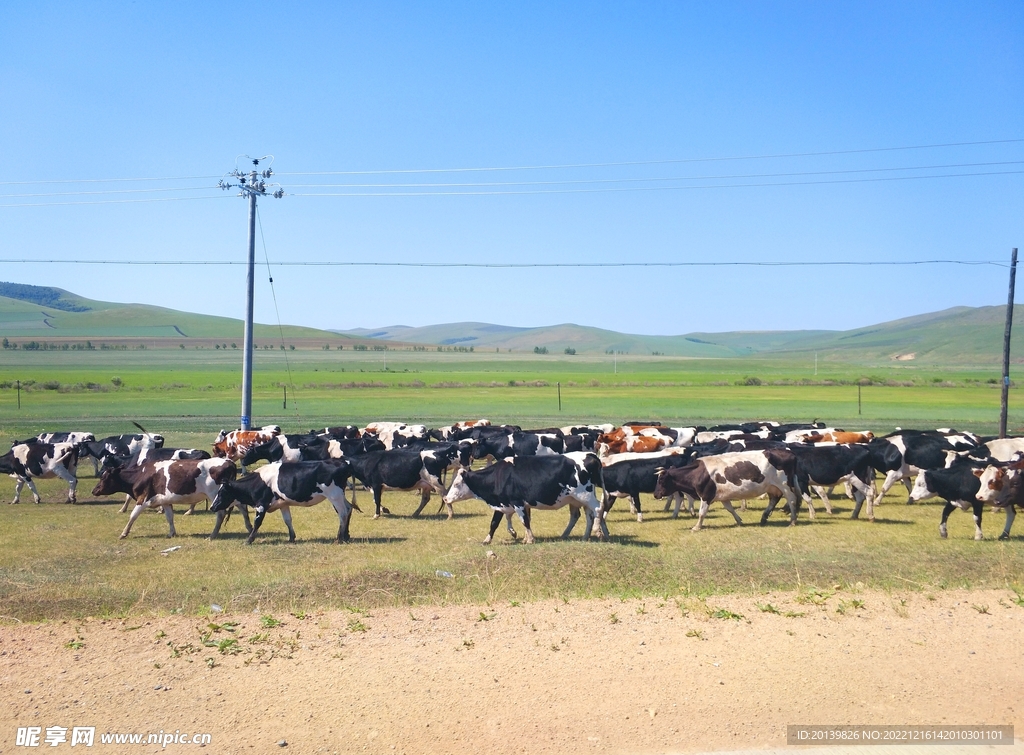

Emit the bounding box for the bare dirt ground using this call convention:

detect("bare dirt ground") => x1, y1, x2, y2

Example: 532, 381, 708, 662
1, 589, 1021, 755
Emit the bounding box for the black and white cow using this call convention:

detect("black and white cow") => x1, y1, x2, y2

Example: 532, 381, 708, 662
875, 430, 982, 502
92, 457, 238, 538
77, 433, 166, 474
442, 453, 608, 544
362, 422, 429, 450
210, 460, 354, 544
239, 434, 332, 466
908, 457, 1000, 540
760, 444, 876, 523
653, 449, 800, 531
344, 447, 462, 518
1, 441, 80, 504
313, 425, 362, 441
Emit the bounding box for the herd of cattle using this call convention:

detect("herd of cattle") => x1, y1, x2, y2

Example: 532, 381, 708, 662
2, 419, 1023, 545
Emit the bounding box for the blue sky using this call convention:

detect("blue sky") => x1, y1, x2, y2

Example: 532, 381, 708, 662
1, 2, 1022, 335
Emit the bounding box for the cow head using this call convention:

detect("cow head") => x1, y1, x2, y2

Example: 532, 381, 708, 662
442, 469, 475, 506
91, 461, 127, 497
241, 438, 280, 467
973, 466, 1008, 502
210, 482, 239, 513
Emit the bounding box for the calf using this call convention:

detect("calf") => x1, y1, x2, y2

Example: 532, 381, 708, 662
210, 460, 354, 544
442, 454, 607, 544
1, 441, 80, 504
653, 449, 800, 531
92, 458, 238, 539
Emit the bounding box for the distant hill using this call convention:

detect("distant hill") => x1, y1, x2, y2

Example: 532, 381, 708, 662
2, 282, 1019, 366
0, 283, 365, 343
337, 306, 1024, 366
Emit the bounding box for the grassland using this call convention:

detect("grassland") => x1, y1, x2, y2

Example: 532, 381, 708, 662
2, 344, 1023, 623
1, 347, 1021, 438
1, 468, 1022, 623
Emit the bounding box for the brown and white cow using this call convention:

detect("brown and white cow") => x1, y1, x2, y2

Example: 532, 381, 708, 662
798, 431, 875, 445
653, 449, 800, 531
1, 441, 80, 504
212, 426, 281, 461
92, 458, 238, 538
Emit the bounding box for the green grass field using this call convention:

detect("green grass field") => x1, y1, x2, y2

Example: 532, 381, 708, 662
0, 347, 1020, 438
1, 346, 1022, 623
1, 470, 1021, 623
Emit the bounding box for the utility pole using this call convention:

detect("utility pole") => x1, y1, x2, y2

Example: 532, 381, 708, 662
1000, 248, 1018, 438
220, 156, 284, 430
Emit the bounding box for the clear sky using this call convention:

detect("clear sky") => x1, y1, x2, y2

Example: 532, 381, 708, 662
1, 2, 1022, 336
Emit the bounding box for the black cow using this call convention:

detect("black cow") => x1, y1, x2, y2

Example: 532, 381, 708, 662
442, 454, 608, 544
1, 441, 80, 503
600, 451, 697, 522
211, 460, 354, 544
344, 447, 461, 518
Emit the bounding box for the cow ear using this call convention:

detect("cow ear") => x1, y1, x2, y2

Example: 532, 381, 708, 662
972, 469, 983, 477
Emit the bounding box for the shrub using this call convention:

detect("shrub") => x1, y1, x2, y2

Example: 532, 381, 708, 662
110, 377, 123, 388
533, 346, 549, 354
564, 347, 576, 355
737, 376, 762, 386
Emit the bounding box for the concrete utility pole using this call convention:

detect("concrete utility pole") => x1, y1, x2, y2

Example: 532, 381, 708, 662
220, 156, 284, 430
999, 247, 1018, 438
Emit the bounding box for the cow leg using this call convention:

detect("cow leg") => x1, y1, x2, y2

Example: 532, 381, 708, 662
11, 477, 26, 504
592, 504, 610, 539
802, 491, 817, 520
119, 494, 133, 514
692, 500, 711, 532
519, 506, 535, 544
162, 505, 176, 537
331, 496, 353, 543
484, 510, 504, 544
49, 464, 77, 503
999, 505, 1016, 540
760, 495, 780, 525
813, 485, 833, 515
120, 503, 147, 539
372, 485, 390, 518
246, 505, 270, 545
787, 492, 800, 526
24, 478, 42, 505
878, 468, 907, 501
504, 513, 517, 540
412, 488, 432, 518
280, 507, 297, 543
562, 506, 581, 539
721, 500, 743, 526
938, 502, 956, 538
971, 500, 984, 541
209, 509, 227, 539
631, 492, 643, 523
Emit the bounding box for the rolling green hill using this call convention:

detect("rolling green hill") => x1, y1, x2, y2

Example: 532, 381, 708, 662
0, 283, 358, 342
1, 283, 1020, 366
340, 306, 1024, 366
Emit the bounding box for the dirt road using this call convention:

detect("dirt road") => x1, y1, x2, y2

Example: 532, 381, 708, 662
1, 588, 1021, 754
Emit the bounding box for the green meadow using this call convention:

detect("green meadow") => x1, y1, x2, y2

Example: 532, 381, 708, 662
1, 345, 1023, 622
0, 347, 1019, 440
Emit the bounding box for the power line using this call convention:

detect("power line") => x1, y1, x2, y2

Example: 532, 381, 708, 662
0, 195, 229, 209
285, 160, 1024, 189
1, 138, 1020, 186
278, 138, 1024, 176
291, 169, 1024, 197
0, 259, 1007, 268
0, 185, 220, 199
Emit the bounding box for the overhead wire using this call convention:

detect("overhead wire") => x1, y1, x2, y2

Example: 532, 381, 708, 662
256, 204, 299, 419
0, 259, 1008, 268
